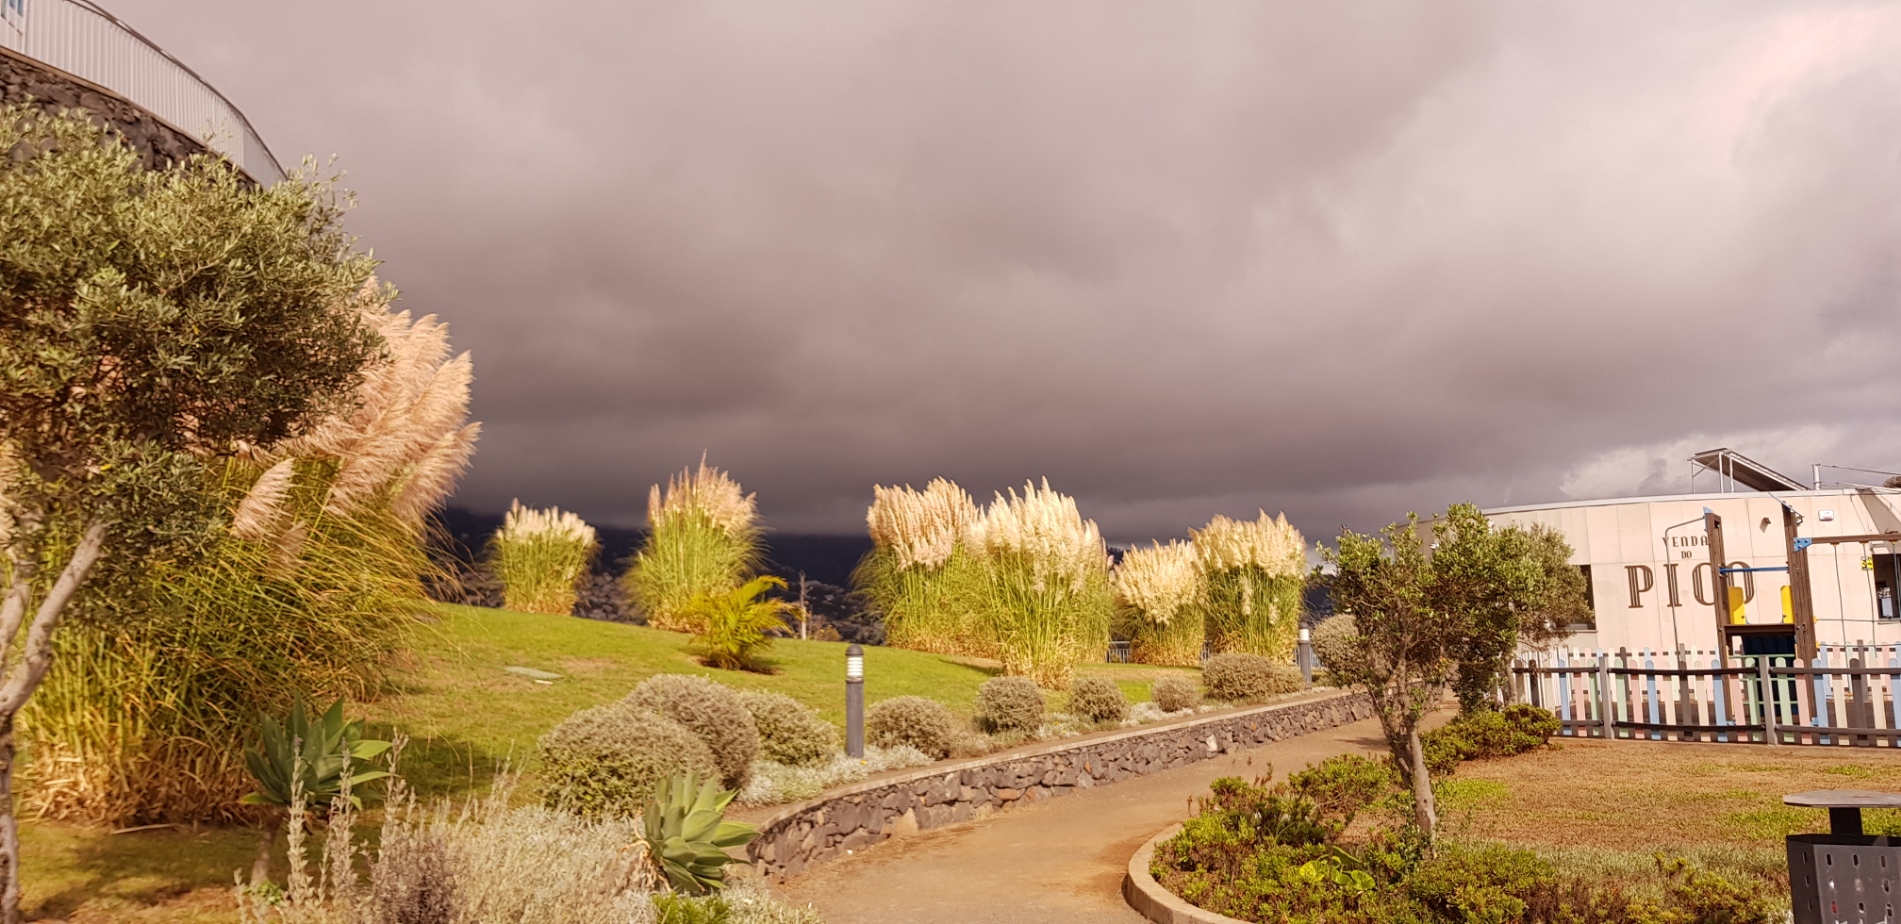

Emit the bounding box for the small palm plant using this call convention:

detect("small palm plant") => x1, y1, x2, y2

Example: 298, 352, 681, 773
686, 575, 794, 670
242, 698, 392, 883
640, 771, 758, 893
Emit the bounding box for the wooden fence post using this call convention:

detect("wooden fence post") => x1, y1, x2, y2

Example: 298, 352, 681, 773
1598, 651, 1614, 740
1758, 655, 1778, 746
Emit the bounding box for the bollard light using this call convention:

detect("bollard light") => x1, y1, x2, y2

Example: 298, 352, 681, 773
1296, 628, 1315, 686
845, 644, 865, 758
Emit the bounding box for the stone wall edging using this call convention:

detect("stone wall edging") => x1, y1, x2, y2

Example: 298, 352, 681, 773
1124, 822, 1255, 924
746, 690, 1373, 878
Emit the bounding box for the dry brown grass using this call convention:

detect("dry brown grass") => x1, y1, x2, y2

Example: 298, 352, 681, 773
1443, 738, 1901, 851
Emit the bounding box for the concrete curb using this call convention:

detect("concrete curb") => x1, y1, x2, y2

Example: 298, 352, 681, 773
1124, 822, 1256, 924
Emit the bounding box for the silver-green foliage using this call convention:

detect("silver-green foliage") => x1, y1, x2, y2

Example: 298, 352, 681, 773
1203, 653, 1304, 702
241, 698, 391, 811
1151, 674, 1202, 713
735, 690, 836, 768
626, 674, 760, 789
974, 676, 1044, 733
639, 771, 757, 894
1068, 676, 1128, 724
865, 696, 956, 759
538, 704, 718, 818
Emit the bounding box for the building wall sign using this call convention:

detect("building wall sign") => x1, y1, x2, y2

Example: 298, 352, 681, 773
1485, 489, 1901, 653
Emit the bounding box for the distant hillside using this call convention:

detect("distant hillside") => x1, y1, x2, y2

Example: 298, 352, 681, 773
432, 506, 873, 587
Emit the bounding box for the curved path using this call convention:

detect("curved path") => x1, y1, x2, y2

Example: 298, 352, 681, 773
772, 713, 1395, 924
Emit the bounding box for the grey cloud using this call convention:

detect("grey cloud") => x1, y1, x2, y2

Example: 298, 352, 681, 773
115, 0, 1901, 542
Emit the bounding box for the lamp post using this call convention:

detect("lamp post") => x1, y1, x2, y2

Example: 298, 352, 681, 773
1296, 628, 1315, 685
845, 644, 864, 758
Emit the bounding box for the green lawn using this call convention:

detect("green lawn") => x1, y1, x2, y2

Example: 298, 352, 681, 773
16, 604, 1198, 920
369, 604, 1198, 798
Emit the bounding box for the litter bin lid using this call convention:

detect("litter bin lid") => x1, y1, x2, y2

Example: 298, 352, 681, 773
1783, 790, 1901, 808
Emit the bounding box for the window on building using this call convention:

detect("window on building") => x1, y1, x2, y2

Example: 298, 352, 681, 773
1874, 552, 1901, 622
1573, 565, 1596, 628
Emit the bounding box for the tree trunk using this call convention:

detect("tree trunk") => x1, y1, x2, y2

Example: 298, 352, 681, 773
1408, 725, 1437, 845
0, 725, 19, 924
250, 812, 282, 886
0, 521, 108, 924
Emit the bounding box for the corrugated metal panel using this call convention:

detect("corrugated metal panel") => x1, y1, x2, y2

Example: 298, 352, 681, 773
1, 0, 281, 182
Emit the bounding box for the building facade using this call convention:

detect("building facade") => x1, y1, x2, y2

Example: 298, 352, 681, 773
1484, 487, 1901, 654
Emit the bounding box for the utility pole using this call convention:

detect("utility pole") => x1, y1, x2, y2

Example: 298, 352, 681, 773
797, 571, 809, 641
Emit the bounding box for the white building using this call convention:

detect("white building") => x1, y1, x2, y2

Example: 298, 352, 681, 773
1484, 450, 1901, 656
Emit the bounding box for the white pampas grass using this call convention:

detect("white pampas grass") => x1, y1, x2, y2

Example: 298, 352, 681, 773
491, 500, 598, 615
1113, 541, 1202, 627
866, 479, 981, 571
231, 459, 296, 542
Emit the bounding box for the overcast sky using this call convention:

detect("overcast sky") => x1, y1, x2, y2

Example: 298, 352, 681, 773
115, 1, 1901, 543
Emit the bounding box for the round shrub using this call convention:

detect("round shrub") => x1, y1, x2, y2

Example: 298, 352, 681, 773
974, 676, 1045, 733
1310, 615, 1359, 673
624, 674, 759, 789
538, 704, 718, 818
736, 689, 837, 767
866, 696, 955, 759
1069, 676, 1128, 724
1152, 675, 1201, 713
1203, 653, 1304, 702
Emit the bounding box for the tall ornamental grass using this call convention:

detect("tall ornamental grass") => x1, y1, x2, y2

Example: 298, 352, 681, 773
856, 479, 990, 656
972, 480, 1115, 688
1192, 512, 1306, 659
490, 500, 598, 615
20, 296, 480, 825
1111, 540, 1206, 667
623, 461, 761, 632
861, 479, 1112, 687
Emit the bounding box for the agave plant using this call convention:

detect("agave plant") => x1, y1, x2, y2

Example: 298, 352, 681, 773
639, 771, 758, 894
242, 698, 392, 882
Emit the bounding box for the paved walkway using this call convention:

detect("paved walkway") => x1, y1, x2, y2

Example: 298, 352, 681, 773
772, 713, 1396, 924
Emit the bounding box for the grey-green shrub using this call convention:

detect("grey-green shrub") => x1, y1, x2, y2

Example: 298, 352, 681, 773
866, 696, 956, 759
1068, 676, 1128, 724
538, 705, 717, 818
1203, 653, 1303, 702
736, 690, 837, 767
974, 676, 1045, 733
625, 674, 759, 788
1152, 675, 1201, 713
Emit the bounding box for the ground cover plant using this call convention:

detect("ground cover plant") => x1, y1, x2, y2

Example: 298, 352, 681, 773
624, 461, 763, 632
1203, 653, 1304, 702
489, 500, 597, 615
974, 676, 1045, 733
1152, 744, 1789, 924
1191, 512, 1306, 658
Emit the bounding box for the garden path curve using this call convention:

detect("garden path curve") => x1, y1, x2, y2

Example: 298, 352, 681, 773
770, 712, 1396, 924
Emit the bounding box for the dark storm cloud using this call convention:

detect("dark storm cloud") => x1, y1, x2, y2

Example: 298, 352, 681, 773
117, 1, 1901, 542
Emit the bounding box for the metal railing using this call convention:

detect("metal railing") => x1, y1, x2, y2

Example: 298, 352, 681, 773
0, 0, 283, 181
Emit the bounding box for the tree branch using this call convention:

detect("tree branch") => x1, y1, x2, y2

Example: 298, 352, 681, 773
0, 521, 106, 717
0, 578, 26, 671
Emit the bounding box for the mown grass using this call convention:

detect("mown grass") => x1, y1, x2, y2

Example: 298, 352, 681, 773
366, 604, 1195, 798
17, 602, 1196, 920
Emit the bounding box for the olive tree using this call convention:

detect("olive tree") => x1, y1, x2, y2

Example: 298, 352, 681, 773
0, 107, 377, 921
1317, 503, 1587, 845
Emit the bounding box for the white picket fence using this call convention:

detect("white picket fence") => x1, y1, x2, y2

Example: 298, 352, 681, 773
1512, 646, 1901, 746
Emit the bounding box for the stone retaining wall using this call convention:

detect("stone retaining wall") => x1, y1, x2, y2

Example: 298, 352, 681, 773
747, 690, 1373, 878
1, 48, 215, 173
